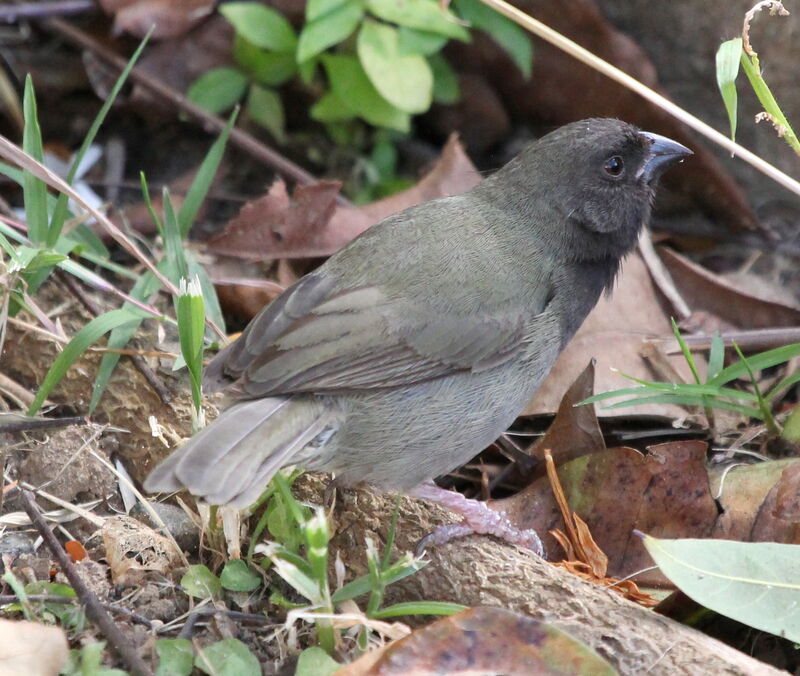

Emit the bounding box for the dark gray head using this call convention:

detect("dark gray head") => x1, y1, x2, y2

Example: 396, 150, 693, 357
483, 118, 692, 262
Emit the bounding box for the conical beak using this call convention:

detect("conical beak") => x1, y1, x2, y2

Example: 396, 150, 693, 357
639, 131, 693, 181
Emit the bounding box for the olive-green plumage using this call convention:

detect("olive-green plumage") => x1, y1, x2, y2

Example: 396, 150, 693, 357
145, 118, 690, 509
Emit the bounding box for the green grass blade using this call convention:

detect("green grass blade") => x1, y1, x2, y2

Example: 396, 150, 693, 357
708, 343, 800, 386
739, 51, 800, 154
600, 394, 761, 418
715, 38, 742, 142
88, 271, 161, 413
187, 256, 226, 336
178, 109, 238, 238
707, 332, 725, 380
47, 32, 152, 247
161, 190, 189, 281
28, 307, 147, 415
672, 318, 701, 384
370, 601, 466, 619
765, 370, 800, 402
22, 76, 48, 246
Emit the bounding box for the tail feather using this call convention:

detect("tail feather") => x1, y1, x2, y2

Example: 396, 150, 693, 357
144, 395, 334, 507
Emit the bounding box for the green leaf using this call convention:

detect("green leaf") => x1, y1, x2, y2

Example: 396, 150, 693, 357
322, 54, 410, 131
707, 332, 725, 380
715, 38, 742, 143
307, 0, 350, 21
179, 108, 237, 238
27, 308, 146, 416
643, 535, 800, 643
161, 189, 188, 281
220, 559, 261, 592
398, 27, 448, 56
22, 76, 48, 246
181, 564, 222, 600
310, 91, 355, 122
367, 0, 469, 40
196, 639, 261, 676
430, 53, 460, 104
234, 35, 297, 86
247, 85, 286, 143
156, 638, 194, 676
294, 647, 340, 676
187, 256, 226, 338
187, 67, 248, 115
220, 3, 297, 52
453, 0, 532, 78
357, 20, 433, 114
297, 0, 364, 62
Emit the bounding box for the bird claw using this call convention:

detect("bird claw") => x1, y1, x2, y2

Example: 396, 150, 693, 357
408, 482, 543, 557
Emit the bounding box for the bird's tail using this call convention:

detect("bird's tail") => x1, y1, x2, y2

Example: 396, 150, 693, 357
144, 396, 334, 508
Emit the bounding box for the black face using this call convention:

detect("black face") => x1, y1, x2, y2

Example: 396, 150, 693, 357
524, 118, 691, 259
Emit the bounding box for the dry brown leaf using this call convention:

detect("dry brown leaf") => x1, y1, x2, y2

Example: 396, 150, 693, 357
0, 619, 68, 676
206, 134, 481, 262
773, 462, 800, 521
659, 246, 800, 330
333, 607, 616, 676
100, 0, 215, 39
101, 515, 182, 583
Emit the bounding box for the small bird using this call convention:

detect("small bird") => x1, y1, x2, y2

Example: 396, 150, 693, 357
145, 118, 690, 554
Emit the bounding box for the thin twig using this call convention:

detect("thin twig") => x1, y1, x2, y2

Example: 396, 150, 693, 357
19, 489, 154, 676
41, 17, 352, 208
479, 0, 800, 199
57, 270, 173, 405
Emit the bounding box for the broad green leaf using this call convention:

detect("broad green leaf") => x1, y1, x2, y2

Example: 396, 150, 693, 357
310, 91, 356, 122
367, 0, 469, 40
220, 3, 297, 52
716, 38, 741, 143
181, 565, 222, 600
48, 33, 150, 247
22, 76, 48, 246
398, 27, 448, 55
307, 0, 350, 21
643, 535, 800, 643
297, 0, 364, 62
430, 53, 460, 104
195, 639, 260, 676
220, 559, 262, 592
155, 638, 194, 676
322, 54, 410, 131
247, 85, 286, 143
453, 0, 532, 78
294, 647, 340, 676
187, 67, 248, 115
234, 35, 296, 86
357, 20, 432, 113
28, 308, 147, 416
178, 108, 237, 238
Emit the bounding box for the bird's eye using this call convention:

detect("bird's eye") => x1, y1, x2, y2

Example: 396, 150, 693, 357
603, 156, 624, 177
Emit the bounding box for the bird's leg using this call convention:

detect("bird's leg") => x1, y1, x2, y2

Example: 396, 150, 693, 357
408, 481, 543, 557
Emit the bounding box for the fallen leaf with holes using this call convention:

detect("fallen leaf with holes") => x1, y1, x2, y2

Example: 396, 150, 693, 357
101, 515, 182, 583
525, 251, 704, 418
100, 0, 215, 39
206, 134, 481, 262
333, 607, 616, 676
0, 619, 68, 676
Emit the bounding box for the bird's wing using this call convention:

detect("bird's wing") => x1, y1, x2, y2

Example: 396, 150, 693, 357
204, 271, 548, 398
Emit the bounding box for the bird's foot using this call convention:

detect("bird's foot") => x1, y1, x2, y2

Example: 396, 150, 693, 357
408, 482, 543, 557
